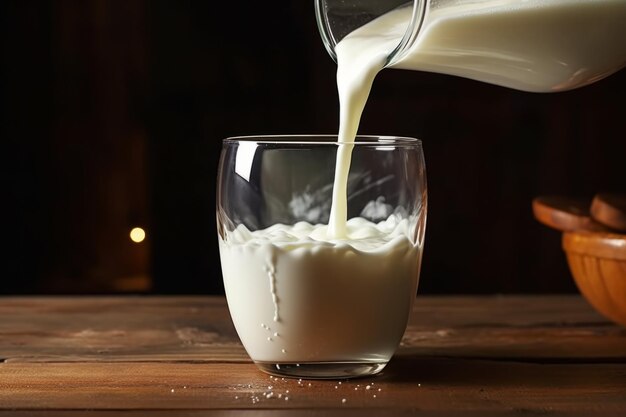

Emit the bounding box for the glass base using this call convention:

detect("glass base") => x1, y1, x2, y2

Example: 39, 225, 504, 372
254, 361, 388, 379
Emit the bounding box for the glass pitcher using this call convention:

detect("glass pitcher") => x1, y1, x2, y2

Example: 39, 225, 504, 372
315, 0, 626, 92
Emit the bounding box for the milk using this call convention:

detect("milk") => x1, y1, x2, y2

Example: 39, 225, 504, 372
219, 0, 626, 370
397, 0, 626, 92
329, 0, 626, 237
338, 0, 626, 93
220, 216, 421, 364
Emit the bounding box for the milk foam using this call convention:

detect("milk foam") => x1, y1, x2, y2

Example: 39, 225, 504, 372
226, 216, 413, 251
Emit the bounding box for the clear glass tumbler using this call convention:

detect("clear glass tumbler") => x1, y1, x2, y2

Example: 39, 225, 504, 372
217, 135, 427, 379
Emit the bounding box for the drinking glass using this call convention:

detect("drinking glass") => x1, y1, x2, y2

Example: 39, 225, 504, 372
217, 135, 427, 379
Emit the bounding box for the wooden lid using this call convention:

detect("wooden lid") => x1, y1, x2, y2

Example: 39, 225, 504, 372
591, 193, 626, 232
532, 196, 610, 233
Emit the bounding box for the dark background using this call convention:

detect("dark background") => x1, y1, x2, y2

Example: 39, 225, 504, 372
3, 1, 625, 295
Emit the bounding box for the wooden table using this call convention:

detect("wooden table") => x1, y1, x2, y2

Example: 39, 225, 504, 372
1, 296, 625, 416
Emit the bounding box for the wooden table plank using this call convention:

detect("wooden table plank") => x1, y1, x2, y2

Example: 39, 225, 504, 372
1, 360, 625, 412
0, 297, 245, 363
1, 296, 624, 363
1, 296, 625, 415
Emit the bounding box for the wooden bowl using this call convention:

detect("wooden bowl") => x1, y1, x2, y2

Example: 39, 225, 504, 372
563, 232, 626, 326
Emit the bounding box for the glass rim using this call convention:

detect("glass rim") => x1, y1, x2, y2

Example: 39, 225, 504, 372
224, 134, 422, 147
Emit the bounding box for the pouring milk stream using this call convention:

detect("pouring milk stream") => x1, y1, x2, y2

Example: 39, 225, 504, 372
327, 0, 626, 237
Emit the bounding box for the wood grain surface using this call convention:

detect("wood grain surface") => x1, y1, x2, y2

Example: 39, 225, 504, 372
1, 296, 625, 416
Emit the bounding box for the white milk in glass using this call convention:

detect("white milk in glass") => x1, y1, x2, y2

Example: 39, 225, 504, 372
220, 217, 421, 364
